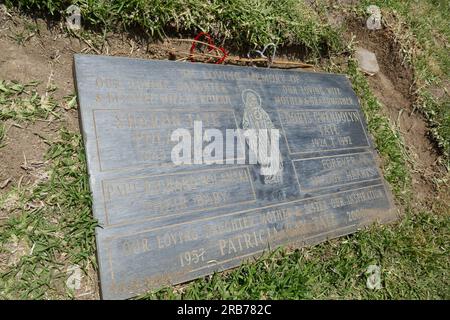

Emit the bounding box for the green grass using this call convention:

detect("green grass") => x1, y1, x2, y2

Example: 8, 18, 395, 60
142, 210, 449, 299
0, 124, 6, 148
0, 79, 95, 298
1, 0, 448, 300
1, 129, 446, 300
7, 1, 449, 161
0, 61, 428, 300
344, 58, 410, 197
0, 127, 439, 300
0, 80, 58, 121
7, 0, 342, 56
359, 0, 450, 164
141, 41, 419, 301
0, 130, 97, 299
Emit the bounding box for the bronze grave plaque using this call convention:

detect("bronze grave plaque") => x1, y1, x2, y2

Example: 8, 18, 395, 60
73, 54, 397, 299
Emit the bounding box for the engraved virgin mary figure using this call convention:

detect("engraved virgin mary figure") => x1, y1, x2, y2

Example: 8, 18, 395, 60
241, 89, 283, 185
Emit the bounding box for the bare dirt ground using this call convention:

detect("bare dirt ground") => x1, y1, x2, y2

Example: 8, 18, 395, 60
0, 11, 194, 299
1, 10, 446, 204
0, 11, 175, 193
0, 9, 448, 298
344, 16, 448, 211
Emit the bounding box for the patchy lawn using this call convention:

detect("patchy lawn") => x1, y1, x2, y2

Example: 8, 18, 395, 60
0, 0, 448, 299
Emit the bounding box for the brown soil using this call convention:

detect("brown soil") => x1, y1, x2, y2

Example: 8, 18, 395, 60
0, 120, 56, 191
0, 9, 192, 300
0, 12, 176, 190
344, 16, 448, 210
0, 8, 448, 299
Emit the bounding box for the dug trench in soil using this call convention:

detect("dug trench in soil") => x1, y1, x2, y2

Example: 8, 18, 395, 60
343, 16, 448, 211
0, 8, 448, 299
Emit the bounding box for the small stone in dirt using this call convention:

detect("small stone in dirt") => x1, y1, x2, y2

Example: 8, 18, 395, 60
355, 47, 380, 75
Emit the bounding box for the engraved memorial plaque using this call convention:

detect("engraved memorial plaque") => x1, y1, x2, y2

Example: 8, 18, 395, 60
73, 54, 397, 299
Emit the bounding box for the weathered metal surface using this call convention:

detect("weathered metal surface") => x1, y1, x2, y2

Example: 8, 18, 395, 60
73, 54, 397, 299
